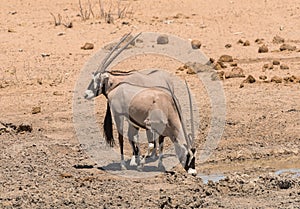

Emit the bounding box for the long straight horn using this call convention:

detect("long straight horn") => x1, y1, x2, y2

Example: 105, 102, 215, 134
185, 80, 194, 147
166, 81, 190, 148
102, 32, 142, 71
97, 33, 132, 73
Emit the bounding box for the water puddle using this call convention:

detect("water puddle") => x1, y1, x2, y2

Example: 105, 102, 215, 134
274, 168, 300, 178
197, 173, 226, 184
197, 156, 300, 184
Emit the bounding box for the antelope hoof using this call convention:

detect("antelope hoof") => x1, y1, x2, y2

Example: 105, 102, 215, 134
130, 156, 137, 166
120, 161, 127, 170
188, 168, 197, 175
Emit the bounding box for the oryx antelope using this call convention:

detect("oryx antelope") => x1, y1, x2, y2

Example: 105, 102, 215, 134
84, 33, 196, 174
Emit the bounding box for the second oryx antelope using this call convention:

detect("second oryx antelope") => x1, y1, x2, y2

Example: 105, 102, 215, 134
84, 32, 197, 174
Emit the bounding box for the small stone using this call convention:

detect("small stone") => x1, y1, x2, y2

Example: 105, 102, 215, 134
243, 40, 250, 46
217, 61, 227, 68
191, 39, 201, 49
41, 53, 50, 57
225, 44, 232, 48
273, 60, 280, 65
259, 75, 267, 80
239, 83, 244, 88
81, 43, 94, 50
219, 55, 233, 62
57, 32, 65, 36
230, 62, 238, 67
258, 44, 268, 53
271, 76, 282, 83
157, 35, 169, 45
8, 28, 16, 33
213, 63, 222, 71
272, 35, 285, 44
32, 106, 41, 114
263, 64, 269, 69
37, 78, 43, 85
279, 43, 296, 51
243, 75, 256, 83
280, 64, 289, 70
60, 173, 73, 178
186, 67, 196, 74
255, 38, 264, 44
237, 39, 244, 44
224, 67, 245, 79
217, 71, 224, 80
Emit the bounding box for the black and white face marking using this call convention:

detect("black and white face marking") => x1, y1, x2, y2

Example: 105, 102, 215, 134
84, 72, 101, 100
185, 148, 197, 174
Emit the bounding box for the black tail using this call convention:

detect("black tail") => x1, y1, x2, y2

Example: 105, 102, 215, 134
103, 102, 114, 147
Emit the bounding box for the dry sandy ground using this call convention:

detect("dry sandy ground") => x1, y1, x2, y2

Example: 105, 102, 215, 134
1, 0, 300, 208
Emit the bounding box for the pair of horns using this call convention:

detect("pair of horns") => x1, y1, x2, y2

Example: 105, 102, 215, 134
97, 32, 142, 73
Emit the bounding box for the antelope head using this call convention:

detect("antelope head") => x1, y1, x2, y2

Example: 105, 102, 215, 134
84, 32, 141, 100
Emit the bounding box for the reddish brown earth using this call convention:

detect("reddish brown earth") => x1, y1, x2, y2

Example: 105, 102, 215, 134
1, 0, 300, 208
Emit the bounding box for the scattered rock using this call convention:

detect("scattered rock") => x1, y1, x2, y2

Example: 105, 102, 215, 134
217, 71, 224, 80
209, 57, 215, 63
272, 35, 285, 44
243, 40, 250, 46
57, 32, 65, 36
258, 45, 268, 53
271, 76, 282, 83
177, 66, 186, 71
224, 67, 245, 79
53, 91, 63, 96
9, 11, 17, 15
225, 44, 232, 48
278, 180, 291, 189
37, 78, 43, 85
279, 43, 296, 51
0, 122, 32, 134
237, 39, 244, 44
255, 38, 264, 44
191, 39, 201, 49
32, 106, 41, 114
280, 64, 289, 70
283, 75, 300, 83
219, 55, 233, 62
157, 35, 169, 45
230, 62, 238, 67
217, 61, 227, 68
60, 173, 73, 178
41, 53, 50, 57
73, 164, 94, 169
8, 28, 16, 33
243, 75, 256, 83
186, 67, 196, 74
17, 123, 32, 133
259, 75, 267, 80
273, 60, 280, 65
213, 63, 222, 71
262, 63, 273, 70
239, 83, 244, 88
81, 43, 94, 50
178, 62, 214, 75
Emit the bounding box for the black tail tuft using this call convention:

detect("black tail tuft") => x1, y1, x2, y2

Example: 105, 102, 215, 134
103, 102, 114, 147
